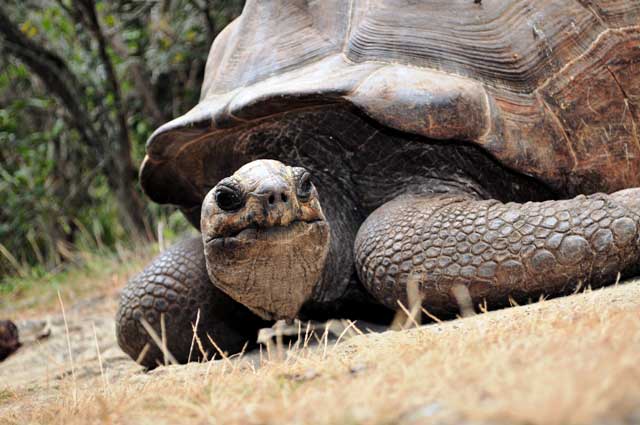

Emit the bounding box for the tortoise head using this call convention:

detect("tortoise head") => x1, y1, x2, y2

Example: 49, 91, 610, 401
200, 159, 330, 320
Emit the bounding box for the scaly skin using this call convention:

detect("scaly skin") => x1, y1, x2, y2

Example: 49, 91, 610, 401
116, 237, 268, 369
200, 160, 330, 321
117, 158, 640, 367
354, 189, 640, 316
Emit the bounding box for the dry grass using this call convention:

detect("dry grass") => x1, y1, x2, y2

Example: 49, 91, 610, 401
0, 243, 157, 319
2, 277, 640, 425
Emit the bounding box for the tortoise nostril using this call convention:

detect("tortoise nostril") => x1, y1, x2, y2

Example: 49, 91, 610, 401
258, 182, 289, 207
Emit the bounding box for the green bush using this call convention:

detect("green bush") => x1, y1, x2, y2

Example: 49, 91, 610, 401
0, 0, 244, 280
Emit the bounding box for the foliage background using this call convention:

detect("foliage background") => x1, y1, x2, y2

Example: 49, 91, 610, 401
0, 0, 244, 280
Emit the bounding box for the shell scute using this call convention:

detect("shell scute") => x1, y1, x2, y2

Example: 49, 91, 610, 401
142, 0, 640, 212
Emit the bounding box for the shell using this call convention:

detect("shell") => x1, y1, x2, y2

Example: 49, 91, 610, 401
142, 0, 640, 214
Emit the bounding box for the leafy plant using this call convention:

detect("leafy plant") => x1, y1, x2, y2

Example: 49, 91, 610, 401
0, 0, 244, 279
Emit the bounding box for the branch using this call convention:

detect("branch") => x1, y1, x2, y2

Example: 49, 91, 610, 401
110, 33, 168, 128
58, 0, 166, 127
73, 0, 132, 166
56, 0, 73, 20
0, 5, 101, 151
188, 0, 216, 43
0, 4, 151, 236
73, 0, 151, 236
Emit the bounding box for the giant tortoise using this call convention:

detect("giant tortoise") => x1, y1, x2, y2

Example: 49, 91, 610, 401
117, 0, 640, 368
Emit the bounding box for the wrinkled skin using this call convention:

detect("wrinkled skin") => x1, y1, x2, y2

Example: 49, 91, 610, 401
200, 160, 330, 320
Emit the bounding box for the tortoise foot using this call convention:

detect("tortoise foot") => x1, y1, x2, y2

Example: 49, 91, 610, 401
116, 237, 268, 369
355, 189, 640, 315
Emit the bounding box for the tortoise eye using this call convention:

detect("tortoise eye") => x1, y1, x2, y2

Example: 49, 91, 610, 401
214, 185, 244, 211
297, 172, 313, 201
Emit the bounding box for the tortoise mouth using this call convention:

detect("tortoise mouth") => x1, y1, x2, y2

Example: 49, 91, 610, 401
204, 218, 326, 246
203, 217, 330, 320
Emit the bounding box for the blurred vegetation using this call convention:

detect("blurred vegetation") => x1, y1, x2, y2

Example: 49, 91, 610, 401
0, 0, 244, 280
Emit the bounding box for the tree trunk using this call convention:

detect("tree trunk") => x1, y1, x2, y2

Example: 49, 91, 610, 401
76, 0, 152, 240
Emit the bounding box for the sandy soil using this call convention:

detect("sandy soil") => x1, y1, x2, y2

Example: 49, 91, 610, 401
1, 280, 640, 424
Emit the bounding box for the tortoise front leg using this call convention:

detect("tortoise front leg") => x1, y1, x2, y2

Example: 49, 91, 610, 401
354, 190, 640, 316
116, 237, 269, 369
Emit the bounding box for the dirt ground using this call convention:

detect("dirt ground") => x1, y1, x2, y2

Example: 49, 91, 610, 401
1, 278, 640, 425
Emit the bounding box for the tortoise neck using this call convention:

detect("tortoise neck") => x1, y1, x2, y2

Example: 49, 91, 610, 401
309, 173, 363, 304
